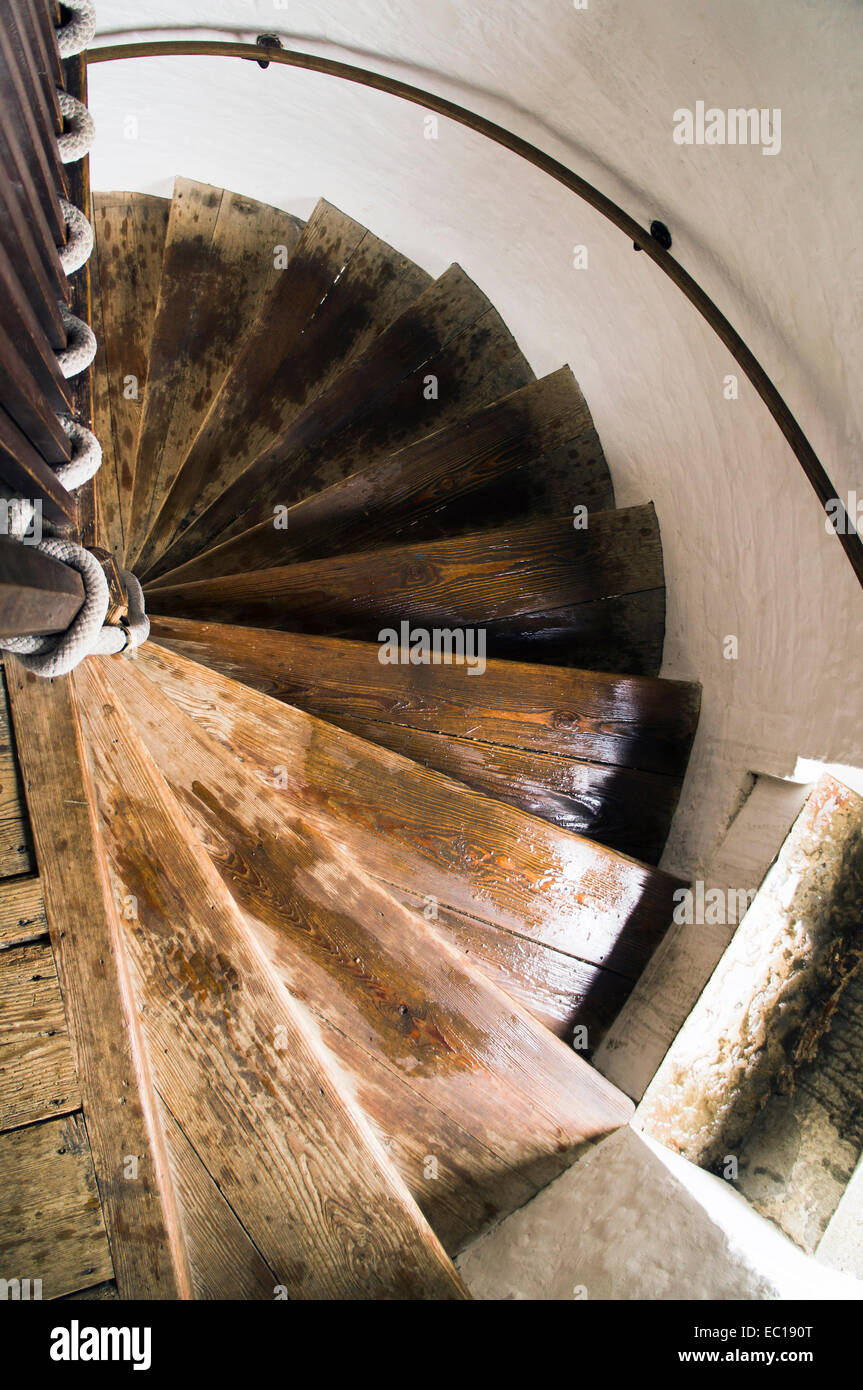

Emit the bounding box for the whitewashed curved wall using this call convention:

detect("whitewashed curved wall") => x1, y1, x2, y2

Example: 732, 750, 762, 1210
88, 0, 863, 880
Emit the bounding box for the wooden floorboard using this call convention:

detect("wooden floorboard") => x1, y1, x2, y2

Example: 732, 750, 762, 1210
5, 659, 189, 1299
0, 875, 47, 947
0, 1114, 114, 1299
0, 938, 80, 1131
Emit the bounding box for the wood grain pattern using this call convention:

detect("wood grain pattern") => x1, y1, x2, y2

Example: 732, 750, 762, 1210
122, 643, 680, 980
0, 1114, 113, 1299
91, 193, 170, 556
99, 653, 633, 1201
147, 617, 699, 775
139, 199, 432, 578
0, 938, 80, 1130
0, 666, 34, 878
126, 179, 304, 566
148, 507, 665, 680
78, 661, 468, 1300
146, 291, 534, 581
150, 366, 612, 587
5, 660, 189, 1299
0, 875, 46, 947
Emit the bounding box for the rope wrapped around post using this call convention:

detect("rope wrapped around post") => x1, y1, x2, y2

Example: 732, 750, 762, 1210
0, 0, 149, 678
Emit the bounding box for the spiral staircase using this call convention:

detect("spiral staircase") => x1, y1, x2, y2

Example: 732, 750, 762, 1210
1, 169, 703, 1299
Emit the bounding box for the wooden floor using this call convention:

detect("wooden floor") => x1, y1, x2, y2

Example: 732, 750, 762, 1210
0, 662, 118, 1300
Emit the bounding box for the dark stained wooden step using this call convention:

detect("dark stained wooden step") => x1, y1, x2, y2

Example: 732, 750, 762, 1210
149, 367, 613, 588
136, 198, 434, 578
78, 659, 468, 1299
90, 193, 170, 559
147, 505, 666, 677
126, 643, 682, 1011
144, 278, 535, 581
0, 937, 80, 1131
148, 618, 700, 862
98, 651, 634, 1220
125, 179, 305, 566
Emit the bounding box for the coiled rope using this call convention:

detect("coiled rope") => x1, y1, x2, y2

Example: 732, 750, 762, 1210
0, 0, 148, 678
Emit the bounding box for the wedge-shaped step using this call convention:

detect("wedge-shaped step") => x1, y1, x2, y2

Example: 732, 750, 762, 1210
146, 270, 535, 580
126, 178, 305, 565
137, 198, 433, 577
99, 651, 634, 1230
114, 643, 682, 1042
90, 193, 170, 557
149, 367, 613, 588
149, 618, 700, 862
78, 660, 468, 1300
148, 505, 666, 676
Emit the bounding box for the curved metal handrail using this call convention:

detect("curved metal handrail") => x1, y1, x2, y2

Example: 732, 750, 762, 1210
88, 38, 863, 590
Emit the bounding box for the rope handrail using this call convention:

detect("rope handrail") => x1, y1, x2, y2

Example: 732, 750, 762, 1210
87, 37, 863, 592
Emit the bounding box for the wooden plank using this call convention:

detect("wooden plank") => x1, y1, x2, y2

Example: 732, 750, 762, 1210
0, 938, 80, 1130
145, 285, 534, 582
147, 618, 699, 776
150, 366, 613, 587
125, 179, 304, 565
0, 667, 34, 878
0, 16, 66, 240
0, 535, 84, 637
0, 152, 65, 346
137, 199, 431, 578
147, 507, 665, 680
0, 1114, 113, 1299
87, 213, 124, 561
91, 193, 170, 555
5, 660, 190, 1299
0, 403, 79, 528
159, 1102, 277, 1301
131, 642, 681, 978
0, 875, 46, 947
0, 70, 68, 301
95, 655, 633, 1202
78, 661, 468, 1300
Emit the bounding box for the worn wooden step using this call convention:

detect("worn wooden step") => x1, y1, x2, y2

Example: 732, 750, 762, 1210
90, 193, 170, 559
95, 653, 634, 1222
117, 643, 682, 1032
149, 367, 613, 588
145, 275, 535, 581
125, 179, 305, 565
136, 198, 434, 578
147, 505, 665, 676
148, 617, 699, 861
78, 660, 468, 1300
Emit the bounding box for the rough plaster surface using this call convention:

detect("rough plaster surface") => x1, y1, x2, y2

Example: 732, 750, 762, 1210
456, 1127, 859, 1301
638, 777, 863, 1219
87, 0, 863, 1095
596, 774, 811, 1097
819, 1152, 863, 1279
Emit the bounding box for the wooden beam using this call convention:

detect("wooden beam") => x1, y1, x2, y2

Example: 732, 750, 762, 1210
5, 659, 191, 1298
0, 537, 84, 638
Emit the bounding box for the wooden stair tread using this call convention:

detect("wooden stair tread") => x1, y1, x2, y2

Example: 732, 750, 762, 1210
0, 938, 80, 1131
127, 643, 680, 979
147, 618, 699, 860
78, 659, 468, 1300
96, 653, 634, 1208
126, 178, 305, 566
147, 506, 665, 676
145, 278, 535, 580
148, 366, 613, 588
137, 198, 434, 578
90, 193, 170, 560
